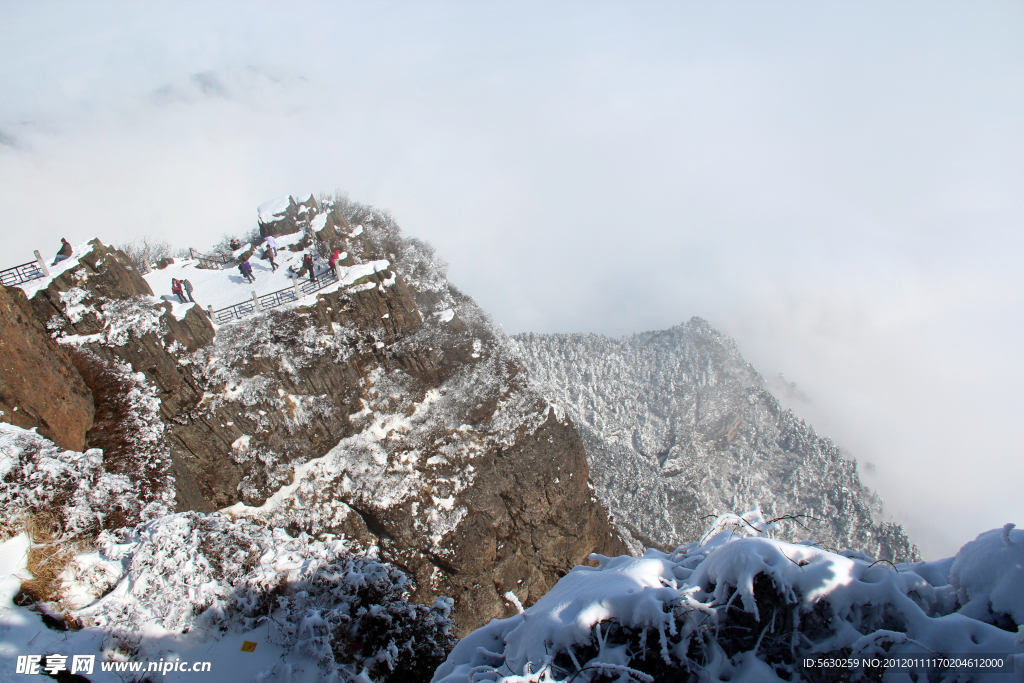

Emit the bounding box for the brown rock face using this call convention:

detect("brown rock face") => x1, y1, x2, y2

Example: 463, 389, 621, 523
156, 264, 625, 630
395, 410, 627, 628
27, 239, 154, 337
258, 195, 320, 238
0, 285, 94, 451
13, 217, 627, 634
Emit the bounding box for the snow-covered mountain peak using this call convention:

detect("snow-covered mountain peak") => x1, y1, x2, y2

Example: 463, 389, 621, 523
514, 317, 918, 562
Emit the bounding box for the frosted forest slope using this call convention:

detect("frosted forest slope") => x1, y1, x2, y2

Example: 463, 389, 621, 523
513, 319, 917, 562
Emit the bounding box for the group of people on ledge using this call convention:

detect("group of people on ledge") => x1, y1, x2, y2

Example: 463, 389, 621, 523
47, 235, 329, 317
237, 235, 320, 287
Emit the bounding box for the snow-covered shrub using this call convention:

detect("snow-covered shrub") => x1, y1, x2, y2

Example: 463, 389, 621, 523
324, 192, 450, 298
950, 524, 1024, 632
96, 297, 166, 346
435, 511, 1023, 683
0, 353, 172, 609
51, 295, 167, 347
0, 419, 170, 542
75, 512, 455, 682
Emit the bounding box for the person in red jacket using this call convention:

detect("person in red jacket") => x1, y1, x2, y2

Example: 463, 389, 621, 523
171, 278, 187, 303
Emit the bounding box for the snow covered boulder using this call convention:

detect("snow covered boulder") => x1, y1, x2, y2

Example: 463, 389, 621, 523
950, 524, 1024, 630
434, 511, 1024, 683
258, 194, 319, 238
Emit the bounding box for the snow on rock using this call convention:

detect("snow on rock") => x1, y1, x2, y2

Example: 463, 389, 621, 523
16, 240, 96, 298
55, 296, 166, 347
0, 357, 173, 538
950, 524, 1024, 626
435, 511, 1024, 683
68, 511, 456, 681
257, 196, 292, 223
338, 259, 391, 287
59, 286, 92, 323
310, 212, 328, 232
220, 352, 527, 549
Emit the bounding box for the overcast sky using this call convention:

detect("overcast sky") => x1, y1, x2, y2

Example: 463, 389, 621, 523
1, 1, 1021, 559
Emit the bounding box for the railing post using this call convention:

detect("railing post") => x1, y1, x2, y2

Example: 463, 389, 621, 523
293, 278, 301, 299
252, 290, 261, 312
33, 250, 50, 277
207, 305, 215, 320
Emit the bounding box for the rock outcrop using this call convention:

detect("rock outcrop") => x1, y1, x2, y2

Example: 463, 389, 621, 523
8, 200, 625, 632
0, 284, 94, 451
257, 194, 320, 238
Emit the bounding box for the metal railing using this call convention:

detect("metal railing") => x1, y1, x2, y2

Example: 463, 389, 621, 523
211, 266, 341, 324
213, 299, 257, 324
257, 287, 299, 311
301, 266, 338, 294
189, 248, 235, 270
0, 260, 46, 287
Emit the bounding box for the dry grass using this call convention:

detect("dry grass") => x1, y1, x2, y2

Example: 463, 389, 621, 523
15, 511, 85, 620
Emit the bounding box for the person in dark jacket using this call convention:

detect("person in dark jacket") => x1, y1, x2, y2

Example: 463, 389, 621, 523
264, 247, 278, 272
171, 278, 187, 303
302, 253, 317, 285
238, 259, 256, 283
52, 238, 72, 265
182, 278, 195, 302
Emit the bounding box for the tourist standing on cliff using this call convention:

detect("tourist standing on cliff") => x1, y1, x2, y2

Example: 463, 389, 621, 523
171, 278, 187, 303
182, 278, 195, 303
328, 248, 343, 271
302, 253, 317, 285
263, 235, 279, 272
264, 246, 279, 272
52, 238, 72, 265
239, 259, 256, 283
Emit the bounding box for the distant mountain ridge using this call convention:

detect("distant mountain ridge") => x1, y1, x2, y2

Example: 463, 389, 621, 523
513, 317, 918, 561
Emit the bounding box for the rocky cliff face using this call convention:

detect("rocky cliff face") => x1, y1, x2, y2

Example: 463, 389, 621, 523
258, 194, 321, 238
0, 285, 94, 451
7, 200, 624, 632
514, 318, 919, 562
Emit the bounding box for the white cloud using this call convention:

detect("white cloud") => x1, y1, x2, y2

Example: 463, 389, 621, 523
1, 0, 1021, 558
